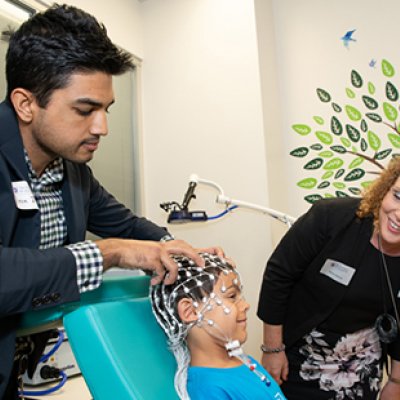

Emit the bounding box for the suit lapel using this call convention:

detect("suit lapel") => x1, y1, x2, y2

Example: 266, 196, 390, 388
0, 101, 36, 246
62, 161, 87, 243
0, 101, 29, 181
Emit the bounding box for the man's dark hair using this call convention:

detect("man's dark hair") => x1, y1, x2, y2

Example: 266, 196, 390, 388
6, 4, 134, 107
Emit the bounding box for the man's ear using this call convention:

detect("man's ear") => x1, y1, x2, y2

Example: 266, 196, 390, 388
177, 298, 198, 324
10, 88, 37, 123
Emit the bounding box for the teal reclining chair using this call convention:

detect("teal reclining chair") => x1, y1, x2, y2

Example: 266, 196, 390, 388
19, 275, 179, 400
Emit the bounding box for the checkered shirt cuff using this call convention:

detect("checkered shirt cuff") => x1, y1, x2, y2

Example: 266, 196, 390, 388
160, 234, 175, 242
66, 240, 103, 293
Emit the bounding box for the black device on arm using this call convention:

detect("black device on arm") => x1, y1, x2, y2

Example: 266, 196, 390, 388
160, 181, 208, 224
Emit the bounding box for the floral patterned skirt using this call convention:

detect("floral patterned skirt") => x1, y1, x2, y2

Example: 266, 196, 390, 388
281, 326, 382, 400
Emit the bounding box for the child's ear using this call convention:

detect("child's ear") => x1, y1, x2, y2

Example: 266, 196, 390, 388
177, 298, 198, 324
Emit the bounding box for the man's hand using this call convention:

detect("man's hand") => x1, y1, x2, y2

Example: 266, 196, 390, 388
97, 239, 224, 285
196, 246, 225, 259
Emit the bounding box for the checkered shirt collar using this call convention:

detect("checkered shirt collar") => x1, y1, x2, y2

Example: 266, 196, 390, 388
24, 149, 64, 186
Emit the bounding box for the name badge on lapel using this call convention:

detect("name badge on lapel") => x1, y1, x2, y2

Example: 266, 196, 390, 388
320, 259, 355, 286
12, 181, 38, 210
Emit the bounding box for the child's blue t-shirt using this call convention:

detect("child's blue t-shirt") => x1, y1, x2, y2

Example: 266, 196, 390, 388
187, 356, 286, 400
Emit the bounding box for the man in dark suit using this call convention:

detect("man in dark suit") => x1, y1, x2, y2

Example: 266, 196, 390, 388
0, 5, 221, 398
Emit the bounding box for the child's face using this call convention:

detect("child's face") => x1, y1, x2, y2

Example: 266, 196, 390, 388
203, 271, 250, 345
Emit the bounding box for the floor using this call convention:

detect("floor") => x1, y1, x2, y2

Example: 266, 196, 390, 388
23, 375, 92, 399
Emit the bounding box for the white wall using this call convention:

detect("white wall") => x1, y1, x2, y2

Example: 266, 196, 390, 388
254, 0, 290, 244
139, 0, 271, 357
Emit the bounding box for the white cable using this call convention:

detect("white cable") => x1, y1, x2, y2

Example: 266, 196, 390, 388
189, 174, 296, 227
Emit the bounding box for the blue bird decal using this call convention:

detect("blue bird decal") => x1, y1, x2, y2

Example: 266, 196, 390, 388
341, 29, 356, 49
369, 59, 377, 68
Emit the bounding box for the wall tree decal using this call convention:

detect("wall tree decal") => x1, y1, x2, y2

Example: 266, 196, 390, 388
291, 59, 400, 203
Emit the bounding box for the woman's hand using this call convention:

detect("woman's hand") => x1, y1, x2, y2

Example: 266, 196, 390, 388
261, 352, 289, 385
379, 381, 400, 399
380, 359, 400, 399
261, 323, 288, 385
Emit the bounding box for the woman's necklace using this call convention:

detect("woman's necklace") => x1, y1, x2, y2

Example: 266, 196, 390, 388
375, 234, 400, 343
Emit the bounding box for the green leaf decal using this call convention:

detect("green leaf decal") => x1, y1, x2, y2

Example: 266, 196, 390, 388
331, 145, 347, 154
292, 124, 312, 135
315, 131, 333, 145
310, 143, 323, 150
313, 116, 324, 125
290, 147, 309, 157
366, 113, 382, 122
323, 158, 344, 170
348, 156, 364, 169
332, 103, 342, 112
362, 95, 378, 110
324, 193, 335, 198
318, 151, 334, 158
346, 124, 360, 142
322, 171, 334, 179
318, 181, 330, 189
346, 88, 356, 99
331, 116, 343, 135
349, 187, 362, 195
304, 194, 323, 204
386, 81, 399, 101
333, 182, 346, 189
297, 178, 318, 189
361, 181, 373, 188
368, 82, 376, 95
351, 70, 363, 88
316, 88, 331, 102
335, 168, 345, 179
336, 191, 349, 198
360, 119, 368, 132
382, 59, 395, 77
375, 148, 392, 160
344, 168, 365, 181
345, 105, 362, 121
383, 102, 398, 121
367, 131, 381, 151
304, 158, 324, 170
361, 138, 368, 152
388, 133, 400, 148
340, 137, 351, 148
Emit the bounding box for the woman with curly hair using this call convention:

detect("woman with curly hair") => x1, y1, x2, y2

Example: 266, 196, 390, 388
258, 156, 400, 400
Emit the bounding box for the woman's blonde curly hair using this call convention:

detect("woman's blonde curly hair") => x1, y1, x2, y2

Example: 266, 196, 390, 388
357, 156, 400, 226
